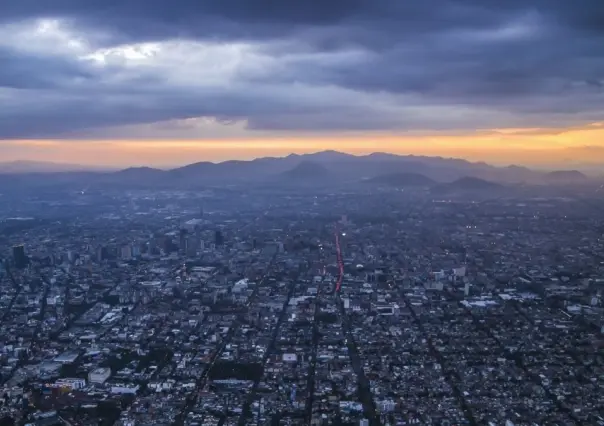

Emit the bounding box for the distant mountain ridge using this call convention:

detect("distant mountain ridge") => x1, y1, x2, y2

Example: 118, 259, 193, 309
0, 152, 597, 190
544, 170, 588, 183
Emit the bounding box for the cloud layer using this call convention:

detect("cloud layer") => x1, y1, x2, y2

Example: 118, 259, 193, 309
1, 0, 603, 139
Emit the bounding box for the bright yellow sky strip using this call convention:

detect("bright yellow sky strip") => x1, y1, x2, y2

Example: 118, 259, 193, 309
3, 123, 604, 168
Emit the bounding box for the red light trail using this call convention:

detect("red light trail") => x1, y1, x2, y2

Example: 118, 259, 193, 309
334, 227, 344, 293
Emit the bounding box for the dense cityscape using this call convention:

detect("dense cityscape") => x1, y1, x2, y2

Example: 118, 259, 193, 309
0, 173, 603, 426
3, 0, 604, 424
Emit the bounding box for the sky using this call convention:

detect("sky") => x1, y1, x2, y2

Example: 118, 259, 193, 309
1, 0, 604, 168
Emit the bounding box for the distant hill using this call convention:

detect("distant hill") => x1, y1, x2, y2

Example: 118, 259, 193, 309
432, 176, 505, 194
115, 166, 165, 177
110, 166, 165, 182
450, 176, 503, 190
365, 172, 435, 187
501, 165, 541, 183
279, 161, 331, 182
167, 158, 296, 185
544, 170, 588, 184
297, 150, 355, 163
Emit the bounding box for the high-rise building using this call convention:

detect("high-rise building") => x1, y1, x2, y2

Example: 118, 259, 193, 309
179, 229, 188, 252
163, 237, 177, 254
215, 230, 224, 246
186, 236, 199, 256
121, 245, 132, 260
96, 246, 108, 263
12, 245, 28, 269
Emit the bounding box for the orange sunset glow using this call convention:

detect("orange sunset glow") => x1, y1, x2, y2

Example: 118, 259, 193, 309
3, 123, 604, 169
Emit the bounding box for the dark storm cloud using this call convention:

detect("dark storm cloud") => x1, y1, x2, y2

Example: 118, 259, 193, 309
0, 48, 96, 90
0, 77, 391, 138
3, 0, 602, 42
0, 0, 517, 48
1, 0, 604, 138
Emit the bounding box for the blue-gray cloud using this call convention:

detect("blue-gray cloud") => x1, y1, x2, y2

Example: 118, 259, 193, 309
1, 0, 603, 139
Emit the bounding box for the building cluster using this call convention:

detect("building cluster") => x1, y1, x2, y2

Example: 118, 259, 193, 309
0, 187, 602, 425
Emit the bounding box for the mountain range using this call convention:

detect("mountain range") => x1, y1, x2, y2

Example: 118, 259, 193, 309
0, 151, 594, 190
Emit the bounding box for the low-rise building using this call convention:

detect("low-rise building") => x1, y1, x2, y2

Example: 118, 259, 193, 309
88, 367, 111, 384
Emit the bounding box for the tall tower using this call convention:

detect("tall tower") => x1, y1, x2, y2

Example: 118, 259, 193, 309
215, 230, 224, 246
12, 245, 28, 269
179, 229, 188, 252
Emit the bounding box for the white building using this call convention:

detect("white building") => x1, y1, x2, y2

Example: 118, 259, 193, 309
434, 270, 446, 280
454, 266, 467, 277
111, 384, 140, 394
88, 367, 111, 384
54, 351, 79, 364
148, 380, 174, 392
232, 278, 249, 293
282, 353, 297, 362
377, 399, 396, 412
55, 378, 86, 390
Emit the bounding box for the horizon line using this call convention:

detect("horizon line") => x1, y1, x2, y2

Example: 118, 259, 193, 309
0, 149, 594, 174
